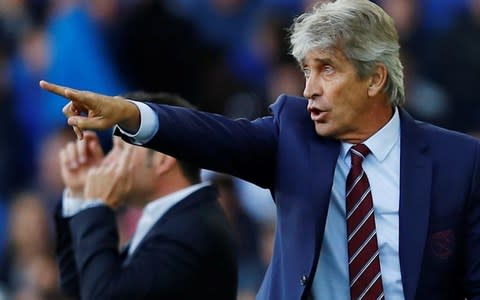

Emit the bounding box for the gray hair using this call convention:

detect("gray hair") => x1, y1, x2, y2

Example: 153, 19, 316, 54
290, 0, 405, 106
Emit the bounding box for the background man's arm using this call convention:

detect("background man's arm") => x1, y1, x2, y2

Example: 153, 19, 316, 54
68, 206, 208, 300
54, 201, 80, 299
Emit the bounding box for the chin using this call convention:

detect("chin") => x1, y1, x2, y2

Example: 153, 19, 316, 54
314, 124, 336, 138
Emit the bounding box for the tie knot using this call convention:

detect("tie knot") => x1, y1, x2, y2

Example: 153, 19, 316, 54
350, 144, 370, 166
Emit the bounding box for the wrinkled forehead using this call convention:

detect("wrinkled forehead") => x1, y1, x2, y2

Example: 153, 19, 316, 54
299, 47, 348, 66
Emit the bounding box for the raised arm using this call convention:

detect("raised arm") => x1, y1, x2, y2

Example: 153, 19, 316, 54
130, 103, 280, 188
40, 80, 282, 188
55, 131, 104, 298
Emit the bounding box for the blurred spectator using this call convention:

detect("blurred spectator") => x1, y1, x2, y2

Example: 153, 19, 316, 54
402, 50, 452, 128
167, 0, 261, 52
213, 174, 260, 259
0, 199, 7, 265
113, 0, 217, 104
211, 174, 276, 299
420, 0, 468, 32
427, 0, 480, 131
221, 10, 301, 119
266, 61, 304, 104
237, 220, 276, 300
0, 192, 63, 299
14, 254, 67, 300
203, 169, 276, 224
0, 49, 27, 196
228, 10, 293, 91
0, 0, 32, 54
10, 26, 51, 185
378, 0, 434, 76
36, 127, 76, 211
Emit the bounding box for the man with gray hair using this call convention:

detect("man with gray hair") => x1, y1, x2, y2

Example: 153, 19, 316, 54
40, 0, 480, 299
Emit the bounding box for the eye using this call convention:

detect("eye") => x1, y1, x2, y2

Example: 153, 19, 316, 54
323, 65, 334, 75
303, 68, 311, 79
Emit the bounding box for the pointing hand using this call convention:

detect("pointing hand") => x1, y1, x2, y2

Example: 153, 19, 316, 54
39, 80, 140, 139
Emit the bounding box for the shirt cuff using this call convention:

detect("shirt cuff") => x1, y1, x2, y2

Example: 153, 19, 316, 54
62, 189, 106, 217
116, 100, 159, 145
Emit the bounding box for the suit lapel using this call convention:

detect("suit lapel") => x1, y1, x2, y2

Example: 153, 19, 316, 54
307, 131, 340, 284
120, 243, 131, 266
398, 109, 432, 300
124, 187, 214, 263
308, 135, 340, 215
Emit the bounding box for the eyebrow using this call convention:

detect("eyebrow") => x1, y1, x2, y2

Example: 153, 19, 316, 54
314, 58, 335, 65
301, 57, 335, 67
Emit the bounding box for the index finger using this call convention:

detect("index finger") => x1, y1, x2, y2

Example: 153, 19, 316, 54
39, 80, 79, 98
117, 144, 134, 173
76, 136, 88, 163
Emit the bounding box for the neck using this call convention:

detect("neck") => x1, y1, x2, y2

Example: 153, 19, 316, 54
343, 102, 394, 144
142, 176, 193, 207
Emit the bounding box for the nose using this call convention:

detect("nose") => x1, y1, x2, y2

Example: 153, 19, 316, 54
303, 76, 321, 100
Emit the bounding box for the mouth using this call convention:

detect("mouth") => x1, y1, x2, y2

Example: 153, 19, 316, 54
308, 107, 327, 121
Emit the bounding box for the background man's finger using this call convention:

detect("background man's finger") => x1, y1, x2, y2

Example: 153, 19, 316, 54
66, 142, 79, 169
117, 144, 134, 173
59, 149, 67, 170
73, 126, 84, 140
112, 136, 124, 151
76, 137, 87, 164
88, 139, 104, 161
83, 131, 104, 161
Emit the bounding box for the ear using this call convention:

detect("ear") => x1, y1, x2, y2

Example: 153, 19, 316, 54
367, 63, 388, 98
152, 153, 176, 176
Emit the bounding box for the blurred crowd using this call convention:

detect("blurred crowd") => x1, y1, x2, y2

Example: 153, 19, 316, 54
0, 0, 479, 299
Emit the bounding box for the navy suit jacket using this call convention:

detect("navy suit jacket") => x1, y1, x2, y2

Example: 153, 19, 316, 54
120, 94, 480, 300
54, 186, 238, 300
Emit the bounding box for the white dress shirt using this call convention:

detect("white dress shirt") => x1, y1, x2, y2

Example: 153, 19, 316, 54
127, 182, 209, 256
311, 107, 404, 299
119, 101, 405, 298
62, 182, 210, 257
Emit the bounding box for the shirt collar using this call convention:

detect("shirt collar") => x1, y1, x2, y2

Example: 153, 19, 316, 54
340, 107, 400, 163
142, 182, 210, 222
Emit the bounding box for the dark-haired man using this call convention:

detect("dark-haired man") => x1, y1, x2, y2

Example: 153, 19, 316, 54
54, 93, 237, 300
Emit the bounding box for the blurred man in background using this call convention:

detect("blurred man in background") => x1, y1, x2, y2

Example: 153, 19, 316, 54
54, 93, 237, 300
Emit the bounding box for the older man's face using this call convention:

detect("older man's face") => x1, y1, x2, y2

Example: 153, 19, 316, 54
302, 48, 378, 142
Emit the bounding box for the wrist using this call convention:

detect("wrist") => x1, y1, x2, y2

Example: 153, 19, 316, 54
118, 100, 140, 134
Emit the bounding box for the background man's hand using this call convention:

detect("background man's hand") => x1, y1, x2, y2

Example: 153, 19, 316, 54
39, 80, 140, 140
59, 131, 104, 198
84, 140, 134, 209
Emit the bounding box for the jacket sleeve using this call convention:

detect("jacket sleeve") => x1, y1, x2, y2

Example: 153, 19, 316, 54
53, 202, 80, 299
69, 206, 207, 300
116, 95, 289, 189
465, 141, 480, 299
